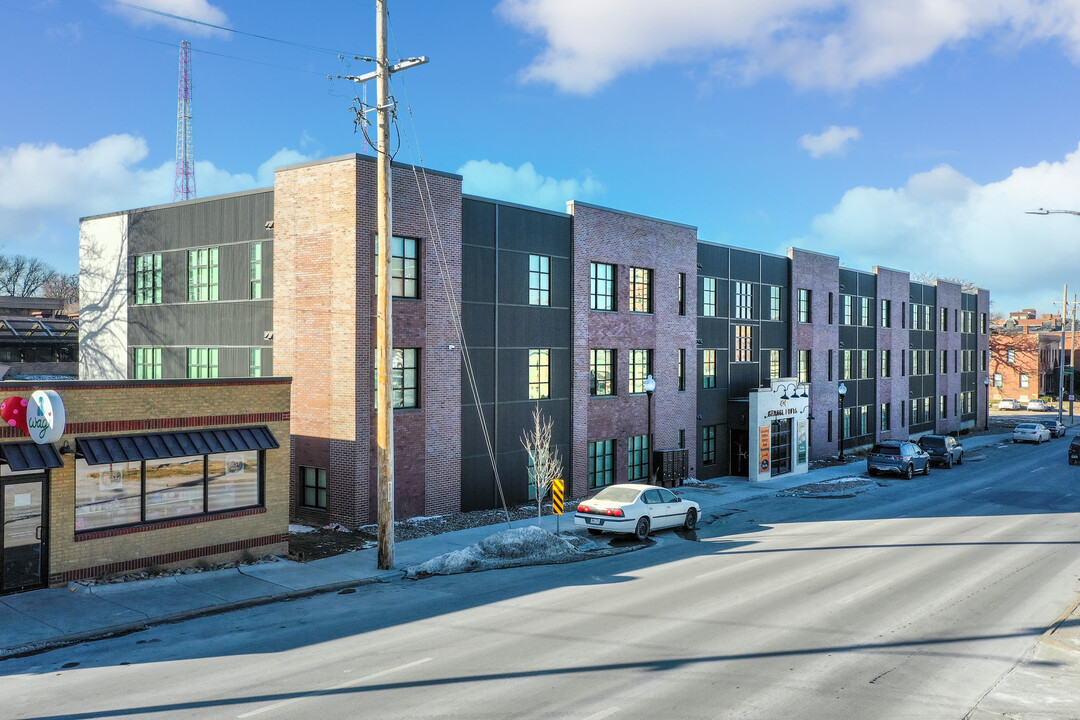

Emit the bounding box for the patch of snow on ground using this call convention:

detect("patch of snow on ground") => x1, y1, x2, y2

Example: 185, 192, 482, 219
404, 526, 590, 578
289, 524, 317, 533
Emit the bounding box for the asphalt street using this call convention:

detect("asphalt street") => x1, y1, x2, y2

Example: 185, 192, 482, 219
2, 432, 1079, 719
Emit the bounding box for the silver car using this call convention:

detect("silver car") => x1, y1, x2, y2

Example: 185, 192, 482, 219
1013, 423, 1051, 443
1026, 399, 1050, 412
868, 441, 931, 479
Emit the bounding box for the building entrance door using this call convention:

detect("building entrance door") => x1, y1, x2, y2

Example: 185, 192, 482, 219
730, 429, 749, 477
2, 477, 47, 593
770, 418, 792, 476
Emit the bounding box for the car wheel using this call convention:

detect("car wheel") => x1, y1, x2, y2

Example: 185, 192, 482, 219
905, 464, 914, 480
587, 528, 603, 536
945, 455, 953, 469
956, 452, 963, 465
683, 508, 697, 530
923, 462, 931, 476
634, 516, 651, 541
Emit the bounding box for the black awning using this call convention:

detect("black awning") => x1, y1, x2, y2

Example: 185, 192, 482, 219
77, 426, 280, 466
0, 442, 63, 471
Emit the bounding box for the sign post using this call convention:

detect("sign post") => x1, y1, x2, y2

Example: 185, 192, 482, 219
552, 478, 564, 534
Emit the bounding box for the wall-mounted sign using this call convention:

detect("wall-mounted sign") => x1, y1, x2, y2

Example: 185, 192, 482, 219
28, 390, 65, 444
1, 396, 29, 434
758, 426, 771, 473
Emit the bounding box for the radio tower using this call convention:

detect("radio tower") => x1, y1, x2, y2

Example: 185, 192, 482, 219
174, 40, 196, 202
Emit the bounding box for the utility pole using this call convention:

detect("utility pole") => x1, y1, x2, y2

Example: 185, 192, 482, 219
1058, 285, 1068, 426
341, 2, 427, 571
1072, 294, 1076, 422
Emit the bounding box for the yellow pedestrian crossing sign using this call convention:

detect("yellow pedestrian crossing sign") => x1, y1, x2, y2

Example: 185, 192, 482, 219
552, 478, 564, 515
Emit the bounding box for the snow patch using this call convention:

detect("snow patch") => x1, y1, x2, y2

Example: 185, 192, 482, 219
289, 524, 317, 534
404, 526, 589, 578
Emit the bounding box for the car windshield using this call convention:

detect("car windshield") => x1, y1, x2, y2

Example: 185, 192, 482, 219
919, 437, 945, 448
591, 486, 642, 504
871, 444, 901, 454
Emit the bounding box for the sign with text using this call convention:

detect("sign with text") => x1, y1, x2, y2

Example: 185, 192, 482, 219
758, 426, 771, 473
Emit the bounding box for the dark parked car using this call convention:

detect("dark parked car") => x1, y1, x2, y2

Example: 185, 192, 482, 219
868, 441, 931, 479
918, 435, 964, 468
1044, 419, 1067, 438
1069, 436, 1080, 465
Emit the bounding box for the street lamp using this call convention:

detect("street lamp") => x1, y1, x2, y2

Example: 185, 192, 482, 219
837, 382, 848, 460
1024, 208, 1076, 425
983, 376, 990, 431
644, 374, 656, 483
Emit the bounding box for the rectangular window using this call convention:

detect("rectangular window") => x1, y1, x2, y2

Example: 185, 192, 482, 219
768, 286, 782, 321
629, 349, 652, 394
678, 429, 685, 450
74, 460, 142, 530
911, 401, 919, 425
963, 311, 974, 333
940, 307, 948, 332
940, 395, 947, 419
880, 403, 891, 431
923, 305, 932, 330
392, 236, 420, 298
797, 350, 810, 383
677, 349, 686, 391
841, 350, 852, 380
901, 400, 906, 427
828, 349, 834, 382
187, 247, 219, 302
768, 350, 781, 379
994, 372, 1003, 388
701, 425, 716, 465
940, 350, 948, 374
249, 348, 262, 378
1020, 373, 1029, 389
902, 302, 906, 329
702, 349, 717, 389
843, 407, 852, 439
827, 409, 833, 442
590, 262, 615, 311
828, 292, 834, 324
301, 466, 327, 509
1007, 348, 1016, 364
628, 434, 650, 481
982, 350, 988, 372
880, 349, 891, 378
250, 242, 263, 299
588, 440, 615, 489
798, 289, 811, 323
145, 455, 209, 522
678, 273, 686, 316
860, 296, 871, 326
629, 267, 652, 313
981, 313, 988, 334
590, 349, 615, 396
861, 349, 872, 379
393, 348, 419, 408
881, 299, 891, 328
842, 295, 853, 325
735, 281, 754, 319
529, 348, 550, 399
860, 405, 870, 435
528, 254, 550, 306
910, 303, 920, 330
133, 347, 162, 380
186, 347, 218, 379
703, 277, 717, 317
734, 325, 753, 362
134, 253, 162, 305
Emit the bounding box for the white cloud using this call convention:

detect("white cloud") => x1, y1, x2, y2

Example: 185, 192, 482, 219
800, 125, 861, 158
497, 0, 1080, 94
107, 0, 229, 37
795, 143, 1080, 312
458, 160, 603, 211
0, 135, 308, 273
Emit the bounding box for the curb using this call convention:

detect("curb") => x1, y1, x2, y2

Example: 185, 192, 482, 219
0, 571, 401, 661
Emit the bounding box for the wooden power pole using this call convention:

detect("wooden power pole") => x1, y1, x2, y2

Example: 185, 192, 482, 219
343, 2, 428, 570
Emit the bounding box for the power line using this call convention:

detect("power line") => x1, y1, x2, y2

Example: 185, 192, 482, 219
111, 1, 361, 56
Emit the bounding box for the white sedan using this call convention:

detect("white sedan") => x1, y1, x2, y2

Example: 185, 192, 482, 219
1013, 422, 1051, 444
574, 483, 700, 540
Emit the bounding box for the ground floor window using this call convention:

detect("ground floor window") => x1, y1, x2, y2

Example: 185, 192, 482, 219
302, 466, 327, 509
588, 440, 615, 489
628, 434, 649, 481
880, 403, 891, 431
75, 451, 262, 532
701, 425, 716, 465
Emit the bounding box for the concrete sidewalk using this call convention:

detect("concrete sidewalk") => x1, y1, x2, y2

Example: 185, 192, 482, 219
0, 431, 1016, 659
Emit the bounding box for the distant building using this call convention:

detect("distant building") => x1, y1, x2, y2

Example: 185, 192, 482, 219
0, 296, 78, 380
990, 308, 1080, 403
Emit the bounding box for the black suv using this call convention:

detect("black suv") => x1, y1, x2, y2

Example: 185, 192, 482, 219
917, 435, 964, 468
1069, 436, 1080, 465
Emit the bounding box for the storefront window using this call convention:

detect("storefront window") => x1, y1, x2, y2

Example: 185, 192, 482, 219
145, 456, 205, 521
74, 459, 142, 531
207, 451, 260, 512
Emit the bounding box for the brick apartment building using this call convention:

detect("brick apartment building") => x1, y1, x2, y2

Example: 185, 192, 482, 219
78, 153, 991, 528
989, 309, 1072, 403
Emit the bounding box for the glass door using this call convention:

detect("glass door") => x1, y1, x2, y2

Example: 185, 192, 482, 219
3, 478, 46, 593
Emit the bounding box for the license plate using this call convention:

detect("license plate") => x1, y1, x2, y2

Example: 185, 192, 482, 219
585, 518, 601, 526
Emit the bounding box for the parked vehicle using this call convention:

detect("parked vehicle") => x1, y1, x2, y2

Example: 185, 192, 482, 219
1069, 436, 1080, 464
1044, 419, 1067, 438
998, 399, 1022, 410
1026, 399, 1050, 412
574, 483, 700, 540
917, 434, 964, 468
1013, 423, 1051, 443
867, 441, 931, 479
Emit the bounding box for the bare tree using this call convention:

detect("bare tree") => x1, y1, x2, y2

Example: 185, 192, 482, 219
0, 254, 57, 296
41, 272, 80, 309
911, 272, 979, 293
520, 403, 564, 525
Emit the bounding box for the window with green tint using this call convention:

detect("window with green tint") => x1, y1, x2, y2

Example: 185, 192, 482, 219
702, 349, 716, 389
628, 349, 652, 394
134, 254, 162, 305
769, 286, 782, 321
588, 439, 615, 488
735, 282, 753, 319
528, 255, 550, 306
187, 247, 219, 302
187, 347, 219, 378
702, 425, 716, 465
301, 466, 327, 509
250, 348, 262, 377
590, 262, 615, 311
629, 267, 652, 313
250, 242, 263, 299
628, 434, 649, 481
393, 348, 419, 408
703, 277, 717, 317
590, 349, 614, 396
529, 349, 550, 399
392, 236, 419, 298
133, 347, 162, 379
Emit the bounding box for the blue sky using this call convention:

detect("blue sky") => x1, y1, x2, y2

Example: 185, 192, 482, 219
3, 1, 1080, 313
